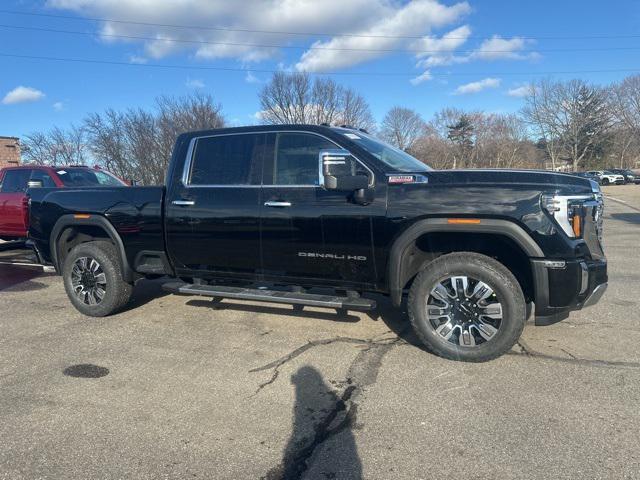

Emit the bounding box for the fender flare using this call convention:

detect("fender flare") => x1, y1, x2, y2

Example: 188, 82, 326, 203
387, 218, 544, 306
49, 214, 134, 282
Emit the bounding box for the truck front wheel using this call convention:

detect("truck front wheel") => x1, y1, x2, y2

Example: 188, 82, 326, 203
62, 241, 133, 317
408, 252, 526, 362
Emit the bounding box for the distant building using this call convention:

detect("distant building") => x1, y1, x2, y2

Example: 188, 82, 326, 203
0, 136, 21, 168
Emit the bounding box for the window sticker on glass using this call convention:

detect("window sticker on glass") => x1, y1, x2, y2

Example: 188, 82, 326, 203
344, 133, 361, 140
57, 170, 67, 175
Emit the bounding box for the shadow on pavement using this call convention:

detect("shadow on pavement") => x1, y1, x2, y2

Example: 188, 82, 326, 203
185, 298, 362, 323
0, 265, 48, 291
609, 212, 640, 225
265, 365, 362, 480
120, 277, 172, 312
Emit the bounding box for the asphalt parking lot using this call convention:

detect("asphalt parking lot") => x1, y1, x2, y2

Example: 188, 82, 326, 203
1, 185, 639, 480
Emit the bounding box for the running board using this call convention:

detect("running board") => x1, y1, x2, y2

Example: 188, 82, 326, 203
0, 242, 55, 272
162, 282, 376, 311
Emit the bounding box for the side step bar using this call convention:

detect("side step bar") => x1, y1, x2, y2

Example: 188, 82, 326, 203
0, 241, 55, 272
162, 282, 376, 311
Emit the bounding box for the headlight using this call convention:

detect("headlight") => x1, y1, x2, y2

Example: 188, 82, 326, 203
541, 194, 593, 238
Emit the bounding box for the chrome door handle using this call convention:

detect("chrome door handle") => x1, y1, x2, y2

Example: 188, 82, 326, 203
264, 201, 292, 208
172, 200, 195, 206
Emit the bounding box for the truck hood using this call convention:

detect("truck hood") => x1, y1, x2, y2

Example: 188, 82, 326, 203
420, 169, 595, 194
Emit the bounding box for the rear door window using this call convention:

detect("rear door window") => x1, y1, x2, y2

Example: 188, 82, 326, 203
0, 169, 31, 193
188, 134, 264, 186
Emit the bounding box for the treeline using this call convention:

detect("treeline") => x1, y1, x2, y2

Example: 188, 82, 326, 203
21, 73, 640, 184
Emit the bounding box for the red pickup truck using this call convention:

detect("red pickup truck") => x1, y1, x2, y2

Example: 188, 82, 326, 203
0, 165, 127, 240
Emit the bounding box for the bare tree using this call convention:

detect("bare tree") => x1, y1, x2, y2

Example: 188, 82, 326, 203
610, 75, 640, 135
83, 94, 224, 185
380, 107, 425, 151
339, 88, 376, 132
258, 72, 375, 130
22, 125, 88, 166
521, 81, 562, 170
523, 79, 612, 171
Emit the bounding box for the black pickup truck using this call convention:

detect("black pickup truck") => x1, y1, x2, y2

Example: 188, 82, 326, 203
27, 125, 608, 361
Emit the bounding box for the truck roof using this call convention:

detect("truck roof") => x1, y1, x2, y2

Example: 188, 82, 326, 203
178, 124, 362, 139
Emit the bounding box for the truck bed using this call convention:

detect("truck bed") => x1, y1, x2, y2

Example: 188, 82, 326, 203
28, 186, 165, 271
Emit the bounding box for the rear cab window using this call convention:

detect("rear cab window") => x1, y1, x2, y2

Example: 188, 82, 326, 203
56, 168, 125, 187
30, 169, 57, 188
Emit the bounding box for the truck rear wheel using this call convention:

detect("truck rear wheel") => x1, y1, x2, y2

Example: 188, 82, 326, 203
62, 241, 133, 317
408, 252, 526, 362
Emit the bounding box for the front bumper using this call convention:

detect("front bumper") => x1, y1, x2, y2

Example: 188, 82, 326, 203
532, 258, 608, 326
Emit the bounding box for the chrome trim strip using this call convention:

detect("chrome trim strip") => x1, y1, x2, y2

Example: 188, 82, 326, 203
579, 262, 589, 294
583, 282, 607, 308
264, 201, 292, 207
181, 130, 375, 189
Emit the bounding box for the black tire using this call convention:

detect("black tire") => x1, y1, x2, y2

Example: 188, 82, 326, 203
601, 178, 610, 185
408, 252, 526, 362
62, 241, 133, 317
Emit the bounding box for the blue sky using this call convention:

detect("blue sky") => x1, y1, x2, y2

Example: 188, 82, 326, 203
0, 0, 639, 138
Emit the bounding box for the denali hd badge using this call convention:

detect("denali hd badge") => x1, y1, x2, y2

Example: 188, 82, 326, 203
298, 252, 367, 261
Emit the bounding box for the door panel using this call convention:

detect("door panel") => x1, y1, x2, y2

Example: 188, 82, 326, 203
165, 133, 268, 278
0, 169, 31, 237
259, 132, 384, 287
260, 187, 382, 286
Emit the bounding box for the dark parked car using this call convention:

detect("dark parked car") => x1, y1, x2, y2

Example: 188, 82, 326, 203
608, 169, 640, 184
27, 125, 608, 362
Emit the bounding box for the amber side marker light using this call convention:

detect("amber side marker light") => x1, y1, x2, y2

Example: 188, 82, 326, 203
74, 214, 91, 219
572, 216, 582, 237
447, 218, 481, 225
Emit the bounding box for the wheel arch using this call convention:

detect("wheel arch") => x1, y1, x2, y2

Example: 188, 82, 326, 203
50, 214, 134, 282
387, 218, 543, 307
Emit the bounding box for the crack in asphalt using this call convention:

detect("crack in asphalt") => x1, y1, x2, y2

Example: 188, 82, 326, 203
249, 336, 400, 396
511, 341, 640, 369
255, 335, 403, 480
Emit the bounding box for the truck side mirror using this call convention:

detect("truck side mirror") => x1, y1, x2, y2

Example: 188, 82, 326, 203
319, 149, 369, 191
27, 179, 44, 188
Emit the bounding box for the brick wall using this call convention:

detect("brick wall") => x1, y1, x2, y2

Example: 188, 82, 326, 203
0, 137, 21, 168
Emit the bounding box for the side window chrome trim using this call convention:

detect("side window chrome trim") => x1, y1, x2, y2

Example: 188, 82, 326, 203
181, 130, 375, 188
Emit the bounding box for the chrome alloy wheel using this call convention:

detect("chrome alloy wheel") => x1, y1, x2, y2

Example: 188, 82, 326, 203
71, 257, 107, 305
426, 276, 503, 347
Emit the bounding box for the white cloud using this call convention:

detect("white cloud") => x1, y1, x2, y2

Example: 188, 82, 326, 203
410, 70, 433, 86
295, 1, 471, 72
415, 29, 537, 68
454, 77, 501, 95
472, 35, 530, 60
414, 25, 472, 67
48, 0, 471, 71
2, 86, 45, 105
185, 78, 205, 89
245, 71, 261, 84
47, 0, 538, 80
53, 101, 65, 111
507, 85, 531, 97
128, 54, 148, 64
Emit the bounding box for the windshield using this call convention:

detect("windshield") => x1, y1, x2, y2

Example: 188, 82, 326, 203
336, 129, 431, 172
56, 168, 126, 187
